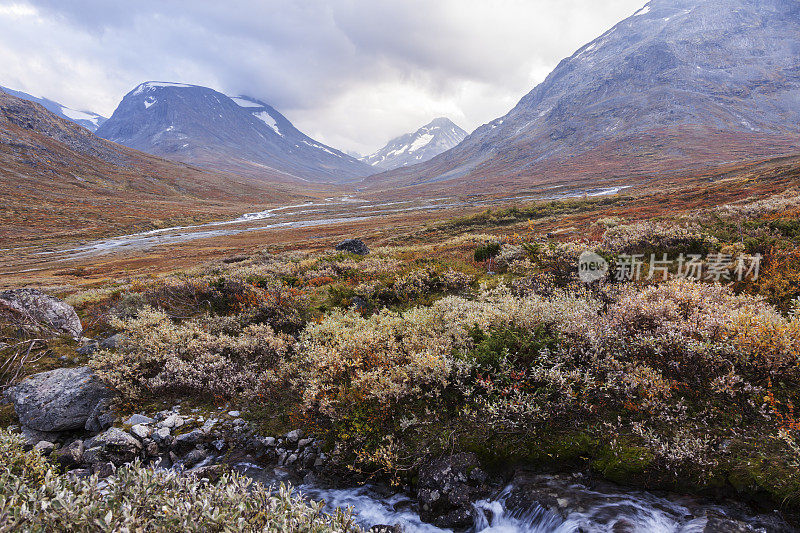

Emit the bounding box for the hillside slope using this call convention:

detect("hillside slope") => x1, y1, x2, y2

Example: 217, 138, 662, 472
0, 86, 106, 132
0, 90, 302, 245
366, 0, 800, 194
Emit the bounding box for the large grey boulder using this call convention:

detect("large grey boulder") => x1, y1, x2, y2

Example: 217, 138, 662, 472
335, 239, 369, 256
5, 367, 111, 433
0, 289, 83, 339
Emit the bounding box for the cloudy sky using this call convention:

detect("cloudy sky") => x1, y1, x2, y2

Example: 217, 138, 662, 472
0, 0, 644, 154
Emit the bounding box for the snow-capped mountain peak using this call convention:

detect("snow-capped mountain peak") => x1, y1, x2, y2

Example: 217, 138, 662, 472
94, 82, 372, 183
0, 85, 107, 132
363, 117, 468, 171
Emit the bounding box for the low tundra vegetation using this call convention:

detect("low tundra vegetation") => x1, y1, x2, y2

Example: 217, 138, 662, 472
0, 429, 358, 532
4, 189, 800, 519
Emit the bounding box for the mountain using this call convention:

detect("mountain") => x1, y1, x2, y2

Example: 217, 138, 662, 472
367, 0, 800, 194
0, 86, 106, 132
95, 82, 373, 184
362, 118, 468, 171
0, 89, 300, 245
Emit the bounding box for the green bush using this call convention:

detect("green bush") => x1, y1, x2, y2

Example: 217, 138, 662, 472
474, 242, 501, 262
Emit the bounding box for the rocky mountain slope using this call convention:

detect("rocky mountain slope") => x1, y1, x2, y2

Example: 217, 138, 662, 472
0, 86, 106, 132
362, 117, 467, 171
366, 0, 800, 194
95, 82, 373, 184
0, 90, 301, 245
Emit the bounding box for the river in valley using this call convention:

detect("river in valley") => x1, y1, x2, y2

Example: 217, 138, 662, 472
44, 186, 630, 261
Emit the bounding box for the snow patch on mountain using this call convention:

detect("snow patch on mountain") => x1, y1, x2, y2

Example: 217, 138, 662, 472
133, 82, 193, 95
254, 111, 281, 135
231, 97, 263, 108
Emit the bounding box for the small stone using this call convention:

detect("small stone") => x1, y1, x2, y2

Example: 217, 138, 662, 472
55, 440, 84, 468
92, 462, 115, 478
287, 453, 298, 464
335, 239, 369, 256
183, 449, 208, 468
156, 427, 171, 440
173, 429, 204, 451
285, 429, 303, 444
297, 438, 313, 448
125, 414, 155, 426
263, 437, 276, 447
34, 440, 55, 455
160, 414, 183, 429
67, 468, 91, 479
227, 411, 240, 417
131, 424, 152, 439
146, 442, 159, 457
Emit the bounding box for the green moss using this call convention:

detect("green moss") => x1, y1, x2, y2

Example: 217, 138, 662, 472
592, 442, 655, 484
0, 403, 16, 428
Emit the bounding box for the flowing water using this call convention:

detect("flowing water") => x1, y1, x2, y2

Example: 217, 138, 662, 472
44, 186, 630, 261
234, 463, 790, 533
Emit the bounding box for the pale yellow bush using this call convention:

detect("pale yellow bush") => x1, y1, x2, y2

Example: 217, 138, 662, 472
91, 307, 292, 400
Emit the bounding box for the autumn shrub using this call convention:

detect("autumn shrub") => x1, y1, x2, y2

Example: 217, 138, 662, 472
392, 267, 471, 301
91, 307, 293, 401
602, 221, 719, 256
0, 429, 359, 533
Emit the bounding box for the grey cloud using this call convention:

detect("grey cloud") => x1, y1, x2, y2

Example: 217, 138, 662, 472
2, 0, 645, 152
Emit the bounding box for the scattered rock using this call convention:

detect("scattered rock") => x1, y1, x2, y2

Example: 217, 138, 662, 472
125, 414, 155, 426
99, 333, 123, 350
160, 413, 183, 429
5, 367, 111, 433
76, 340, 99, 356
34, 440, 55, 455
336, 239, 369, 255
55, 439, 84, 468
173, 429, 204, 452
227, 410, 240, 417
182, 449, 208, 468
92, 461, 115, 478
85, 427, 142, 465
85, 398, 115, 433
286, 429, 303, 444
0, 288, 83, 338
130, 424, 152, 439
417, 452, 484, 527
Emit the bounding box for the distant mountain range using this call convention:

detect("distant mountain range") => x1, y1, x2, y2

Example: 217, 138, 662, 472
0, 86, 107, 132
95, 82, 373, 184
0, 89, 298, 244
366, 0, 800, 194
362, 118, 467, 171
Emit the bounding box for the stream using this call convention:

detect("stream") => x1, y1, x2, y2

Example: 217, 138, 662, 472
233, 463, 792, 533
44, 186, 630, 261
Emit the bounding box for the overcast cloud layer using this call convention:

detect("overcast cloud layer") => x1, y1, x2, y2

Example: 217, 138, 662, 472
0, 0, 644, 154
